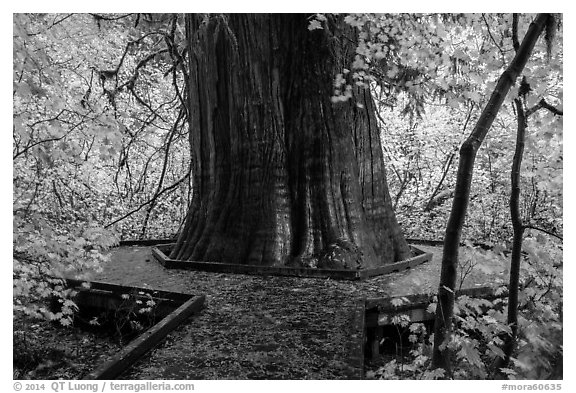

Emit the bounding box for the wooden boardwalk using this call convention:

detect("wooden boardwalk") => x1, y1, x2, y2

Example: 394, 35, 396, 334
88, 243, 505, 379
92, 246, 366, 379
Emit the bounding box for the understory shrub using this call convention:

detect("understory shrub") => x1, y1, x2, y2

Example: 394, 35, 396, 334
367, 236, 562, 380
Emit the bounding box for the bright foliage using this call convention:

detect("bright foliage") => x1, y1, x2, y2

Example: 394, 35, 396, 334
13, 14, 190, 324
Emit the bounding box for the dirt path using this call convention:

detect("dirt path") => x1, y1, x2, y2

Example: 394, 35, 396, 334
89, 244, 504, 379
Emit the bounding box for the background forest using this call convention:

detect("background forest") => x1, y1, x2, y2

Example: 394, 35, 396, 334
13, 13, 563, 380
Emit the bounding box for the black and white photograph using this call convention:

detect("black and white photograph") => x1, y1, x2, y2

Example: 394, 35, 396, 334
11, 7, 566, 389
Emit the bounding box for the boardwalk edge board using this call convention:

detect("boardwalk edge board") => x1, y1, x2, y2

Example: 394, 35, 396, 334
118, 238, 177, 247
119, 237, 503, 252
65, 278, 192, 302
363, 286, 505, 359
346, 298, 367, 379
151, 244, 433, 280
60, 279, 205, 380
83, 294, 206, 380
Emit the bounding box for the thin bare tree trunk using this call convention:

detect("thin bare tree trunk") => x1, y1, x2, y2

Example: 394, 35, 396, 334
493, 95, 563, 374
500, 98, 527, 367
431, 14, 552, 374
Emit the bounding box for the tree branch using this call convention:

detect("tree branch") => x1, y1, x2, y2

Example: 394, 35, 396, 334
526, 98, 563, 117
512, 14, 520, 52
523, 225, 563, 241
104, 173, 191, 229
482, 14, 506, 60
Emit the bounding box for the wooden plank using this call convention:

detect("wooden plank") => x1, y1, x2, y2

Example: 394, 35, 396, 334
365, 286, 499, 311
152, 245, 432, 281
84, 294, 206, 380
65, 278, 192, 303
370, 327, 383, 361
365, 292, 435, 313
357, 250, 433, 279
72, 291, 180, 320
405, 238, 444, 246
406, 238, 503, 252
119, 239, 177, 247
376, 308, 431, 325
152, 246, 170, 267
364, 286, 504, 328
344, 299, 366, 379
152, 246, 362, 279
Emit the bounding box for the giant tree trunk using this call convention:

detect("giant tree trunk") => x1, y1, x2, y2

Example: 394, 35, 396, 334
170, 14, 410, 269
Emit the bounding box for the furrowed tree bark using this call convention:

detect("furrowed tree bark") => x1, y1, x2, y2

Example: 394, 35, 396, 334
170, 14, 411, 269
431, 13, 551, 374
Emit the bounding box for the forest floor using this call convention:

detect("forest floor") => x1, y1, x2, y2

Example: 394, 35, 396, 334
14, 243, 509, 379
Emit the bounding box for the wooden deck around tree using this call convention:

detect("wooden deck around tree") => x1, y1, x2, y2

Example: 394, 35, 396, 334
151, 244, 433, 280
80, 243, 507, 379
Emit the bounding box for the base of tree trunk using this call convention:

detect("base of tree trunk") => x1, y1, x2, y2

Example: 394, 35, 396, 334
152, 244, 432, 280
169, 14, 412, 270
